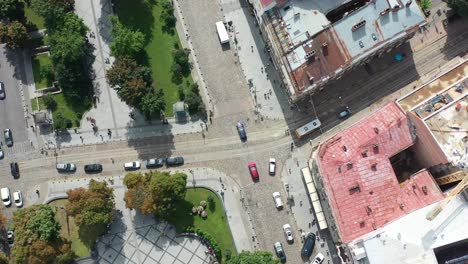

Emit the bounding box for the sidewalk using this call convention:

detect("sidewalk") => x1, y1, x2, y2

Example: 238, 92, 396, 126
42, 118, 203, 148
33, 167, 253, 253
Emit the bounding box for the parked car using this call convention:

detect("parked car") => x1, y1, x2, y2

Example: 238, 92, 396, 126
248, 162, 259, 181
273, 242, 286, 262
282, 224, 294, 243
272, 192, 283, 209
10, 162, 19, 178
4, 129, 13, 147
0, 81, 5, 100
0, 145, 3, 159
1, 188, 11, 206
146, 158, 164, 168
312, 253, 325, 264
269, 158, 276, 175
166, 157, 184, 166
13, 191, 23, 207
236, 122, 247, 141
124, 161, 141, 171
56, 163, 76, 172
301, 232, 316, 258
338, 107, 351, 119
84, 164, 103, 173
7, 231, 13, 245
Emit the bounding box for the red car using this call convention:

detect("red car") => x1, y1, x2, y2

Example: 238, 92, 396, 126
248, 162, 259, 181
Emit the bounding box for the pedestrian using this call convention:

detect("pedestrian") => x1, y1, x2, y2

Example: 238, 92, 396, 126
80, 136, 83, 142
100, 134, 104, 141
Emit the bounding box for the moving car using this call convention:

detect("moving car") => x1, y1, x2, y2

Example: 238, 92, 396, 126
272, 192, 283, 209
166, 157, 184, 166
13, 191, 23, 207
1, 188, 11, 206
7, 231, 13, 245
0, 81, 5, 99
301, 232, 316, 258
84, 164, 103, 173
146, 158, 164, 168
0, 145, 3, 159
248, 162, 259, 181
56, 163, 76, 172
282, 224, 294, 243
10, 162, 19, 178
273, 242, 286, 262
269, 158, 276, 175
236, 122, 247, 141
338, 107, 351, 119
4, 129, 13, 147
124, 161, 141, 171
312, 253, 325, 264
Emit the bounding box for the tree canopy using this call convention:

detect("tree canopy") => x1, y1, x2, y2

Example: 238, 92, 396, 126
109, 16, 144, 58
140, 89, 165, 120
0, 20, 29, 49
226, 251, 280, 264
0, 0, 24, 21
66, 179, 115, 227
11, 205, 73, 264
124, 171, 187, 219
447, 0, 468, 17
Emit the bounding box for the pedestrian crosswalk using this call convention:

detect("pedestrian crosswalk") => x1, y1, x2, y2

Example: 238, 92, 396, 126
2, 141, 35, 156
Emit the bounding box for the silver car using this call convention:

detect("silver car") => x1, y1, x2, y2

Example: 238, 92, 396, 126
0, 82, 5, 99
4, 129, 13, 147
282, 224, 294, 243
56, 163, 76, 172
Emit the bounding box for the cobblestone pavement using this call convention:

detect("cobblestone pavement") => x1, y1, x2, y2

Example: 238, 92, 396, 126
175, 0, 254, 118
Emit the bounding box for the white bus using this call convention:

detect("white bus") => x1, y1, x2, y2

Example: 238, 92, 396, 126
215, 21, 229, 44
295, 119, 321, 139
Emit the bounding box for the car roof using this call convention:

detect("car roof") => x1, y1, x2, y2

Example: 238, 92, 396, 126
248, 162, 256, 167
13, 192, 20, 198
269, 158, 276, 162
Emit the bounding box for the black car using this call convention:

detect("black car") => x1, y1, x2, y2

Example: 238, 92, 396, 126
84, 164, 103, 173
274, 242, 286, 262
10, 162, 19, 179
301, 233, 316, 258
4, 129, 13, 147
166, 157, 184, 166
146, 158, 165, 168
0, 82, 5, 99
236, 122, 247, 141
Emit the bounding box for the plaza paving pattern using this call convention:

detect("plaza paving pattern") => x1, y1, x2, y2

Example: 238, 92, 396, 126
96, 221, 211, 264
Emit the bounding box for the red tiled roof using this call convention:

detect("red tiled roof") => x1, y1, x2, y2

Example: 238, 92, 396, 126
316, 102, 444, 243
260, 0, 275, 8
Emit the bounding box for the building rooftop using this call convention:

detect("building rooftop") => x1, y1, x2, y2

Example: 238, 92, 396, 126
261, 0, 426, 98
349, 194, 468, 264
316, 102, 444, 243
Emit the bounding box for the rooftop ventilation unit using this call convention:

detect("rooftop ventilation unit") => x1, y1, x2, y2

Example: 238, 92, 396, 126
304, 50, 316, 60
380, 8, 390, 16
352, 20, 366, 32
359, 41, 364, 48
372, 33, 377, 41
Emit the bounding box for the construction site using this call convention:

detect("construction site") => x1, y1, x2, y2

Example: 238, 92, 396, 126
305, 60, 468, 262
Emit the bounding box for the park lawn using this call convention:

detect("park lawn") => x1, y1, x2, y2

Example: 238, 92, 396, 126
49, 199, 90, 257
116, 0, 193, 116
31, 93, 85, 128
24, 5, 45, 31
32, 53, 54, 89
168, 188, 236, 262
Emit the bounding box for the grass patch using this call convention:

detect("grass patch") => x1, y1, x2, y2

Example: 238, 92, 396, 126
49, 199, 90, 257
24, 5, 45, 31
167, 188, 236, 262
30, 93, 87, 128
116, 0, 193, 116
32, 53, 54, 89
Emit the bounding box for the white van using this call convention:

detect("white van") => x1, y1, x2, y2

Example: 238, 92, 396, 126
1, 188, 11, 206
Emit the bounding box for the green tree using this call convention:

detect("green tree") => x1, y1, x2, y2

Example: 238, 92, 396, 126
447, 0, 468, 17
185, 90, 205, 115
419, 0, 432, 12
48, 14, 87, 64
53, 112, 68, 130
123, 171, 187, 219
40, 64, 55, 84
173, 48, 191, 75
0, 0, 25, 21
30, 0, 69, 30
42, 94, 57, 110
160, 0, 176, 31
109, 16, 144, 58
106, 56, 152, 107
66, 179, 115, 227
178, 86, 185, 101
0, 20, 29, 49
227, 251, 280, 264
140, 89, 166, 120
11, 205, 72, 264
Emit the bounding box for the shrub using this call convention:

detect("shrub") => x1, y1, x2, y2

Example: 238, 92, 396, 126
178, 86, 185, 101
42, 94, 57, 110
200, 200, 207, 208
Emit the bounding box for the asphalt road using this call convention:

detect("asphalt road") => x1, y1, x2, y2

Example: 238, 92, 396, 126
0, 45, 28, 149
